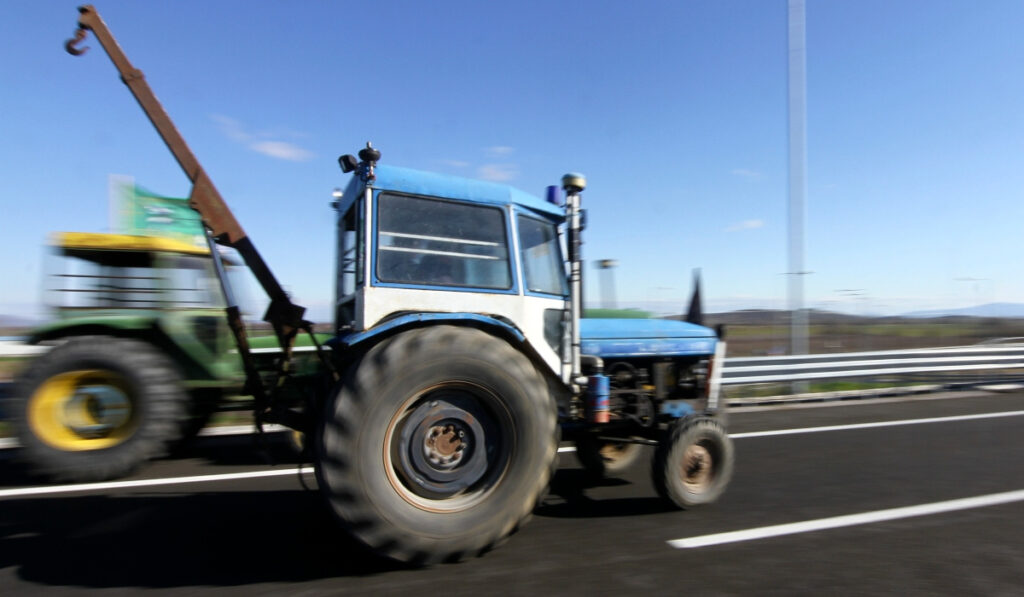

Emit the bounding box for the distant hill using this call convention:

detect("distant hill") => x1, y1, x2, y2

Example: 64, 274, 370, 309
902, 303, 1024, 319
673, 309, 878, 326
584, 308, 653, 319
658, 305, 1024, 326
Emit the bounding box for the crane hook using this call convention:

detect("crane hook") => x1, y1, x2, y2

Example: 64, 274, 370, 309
65, 27, 89, 56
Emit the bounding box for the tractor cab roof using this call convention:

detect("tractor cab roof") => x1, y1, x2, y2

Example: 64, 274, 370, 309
338, 164, 565, 220
50, 232, 234, 266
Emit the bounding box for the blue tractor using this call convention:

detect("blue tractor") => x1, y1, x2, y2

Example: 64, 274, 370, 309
61, 5, 733, 565
316, 149, 733, 561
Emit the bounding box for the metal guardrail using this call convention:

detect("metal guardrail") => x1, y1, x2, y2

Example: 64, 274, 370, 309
721, 345, 1024, 385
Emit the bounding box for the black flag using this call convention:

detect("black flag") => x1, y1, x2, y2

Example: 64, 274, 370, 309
685, 268, 703, 325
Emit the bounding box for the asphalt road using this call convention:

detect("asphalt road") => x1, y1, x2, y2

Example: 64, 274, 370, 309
2, 391, 1023, 596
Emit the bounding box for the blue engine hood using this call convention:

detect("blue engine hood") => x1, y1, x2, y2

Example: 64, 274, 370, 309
579, 318, 716, 358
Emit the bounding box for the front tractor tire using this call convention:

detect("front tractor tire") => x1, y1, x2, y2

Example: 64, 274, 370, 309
13, 336, 189, 483
317, 326, 558, 565
652, 417, 734, 509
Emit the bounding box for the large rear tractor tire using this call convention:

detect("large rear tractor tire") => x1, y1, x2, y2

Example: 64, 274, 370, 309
652, 417, 734, 509
13, 336, 189, 483
316, 326, 558, 565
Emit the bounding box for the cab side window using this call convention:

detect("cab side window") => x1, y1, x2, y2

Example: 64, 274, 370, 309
377, 193, 512, 289
518, 215, 567, 296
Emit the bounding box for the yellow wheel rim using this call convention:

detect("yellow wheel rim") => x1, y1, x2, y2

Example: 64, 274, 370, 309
28, 369, 137, 451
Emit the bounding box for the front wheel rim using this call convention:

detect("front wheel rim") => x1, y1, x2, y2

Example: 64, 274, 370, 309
681, 442, 715, 493
600, 442, 635, 463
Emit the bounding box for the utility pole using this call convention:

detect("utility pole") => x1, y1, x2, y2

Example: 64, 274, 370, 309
596, 259, 619, 309
788, 0, 809, 358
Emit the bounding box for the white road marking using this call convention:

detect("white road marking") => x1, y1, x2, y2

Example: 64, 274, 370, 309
199, 424, 287, 436
729, 409, 1024, 439
0, 467, 314, 499
669, 489, 1024, 549
0, 425, 290, 451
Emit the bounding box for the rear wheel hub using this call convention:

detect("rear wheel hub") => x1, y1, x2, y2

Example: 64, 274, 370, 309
394, 390, 503, 501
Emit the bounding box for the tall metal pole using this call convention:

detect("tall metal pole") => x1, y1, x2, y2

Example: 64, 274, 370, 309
788, 0, 809, 358
597, 259, 618, 310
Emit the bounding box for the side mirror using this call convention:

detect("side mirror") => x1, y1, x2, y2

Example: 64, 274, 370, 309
338, 154, 359, 173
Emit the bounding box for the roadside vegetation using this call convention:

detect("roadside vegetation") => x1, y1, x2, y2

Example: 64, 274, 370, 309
701, 311, 1024, 357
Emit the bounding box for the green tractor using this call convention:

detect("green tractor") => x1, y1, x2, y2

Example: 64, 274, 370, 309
12, 232, 307, 482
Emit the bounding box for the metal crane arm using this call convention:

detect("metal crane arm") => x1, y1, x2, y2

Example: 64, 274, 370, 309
65, 5, 313, 406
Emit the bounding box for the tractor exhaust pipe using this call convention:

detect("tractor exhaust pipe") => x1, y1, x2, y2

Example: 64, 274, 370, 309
562, 173, 587, 390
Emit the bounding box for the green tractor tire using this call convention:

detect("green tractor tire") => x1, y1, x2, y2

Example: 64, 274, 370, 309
13, 335, 190, 483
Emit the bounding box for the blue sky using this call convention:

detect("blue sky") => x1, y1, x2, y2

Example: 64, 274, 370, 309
1, 1, 1023, 321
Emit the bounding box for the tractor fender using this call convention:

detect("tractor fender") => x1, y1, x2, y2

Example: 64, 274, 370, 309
26, 318, 225, 383
331, 313, 570, 410
335, 312, 524, 356
27, 317, 154, 345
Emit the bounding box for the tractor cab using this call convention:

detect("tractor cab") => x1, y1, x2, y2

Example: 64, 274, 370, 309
31, 232, 241, 381
332, 163, 571, 379
44, 232, 226, 315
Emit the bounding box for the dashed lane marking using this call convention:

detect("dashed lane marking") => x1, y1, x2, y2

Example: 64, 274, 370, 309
669, 489, 1024, 549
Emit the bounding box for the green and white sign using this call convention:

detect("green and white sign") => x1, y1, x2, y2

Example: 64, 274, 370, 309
111, 175, 204, 246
